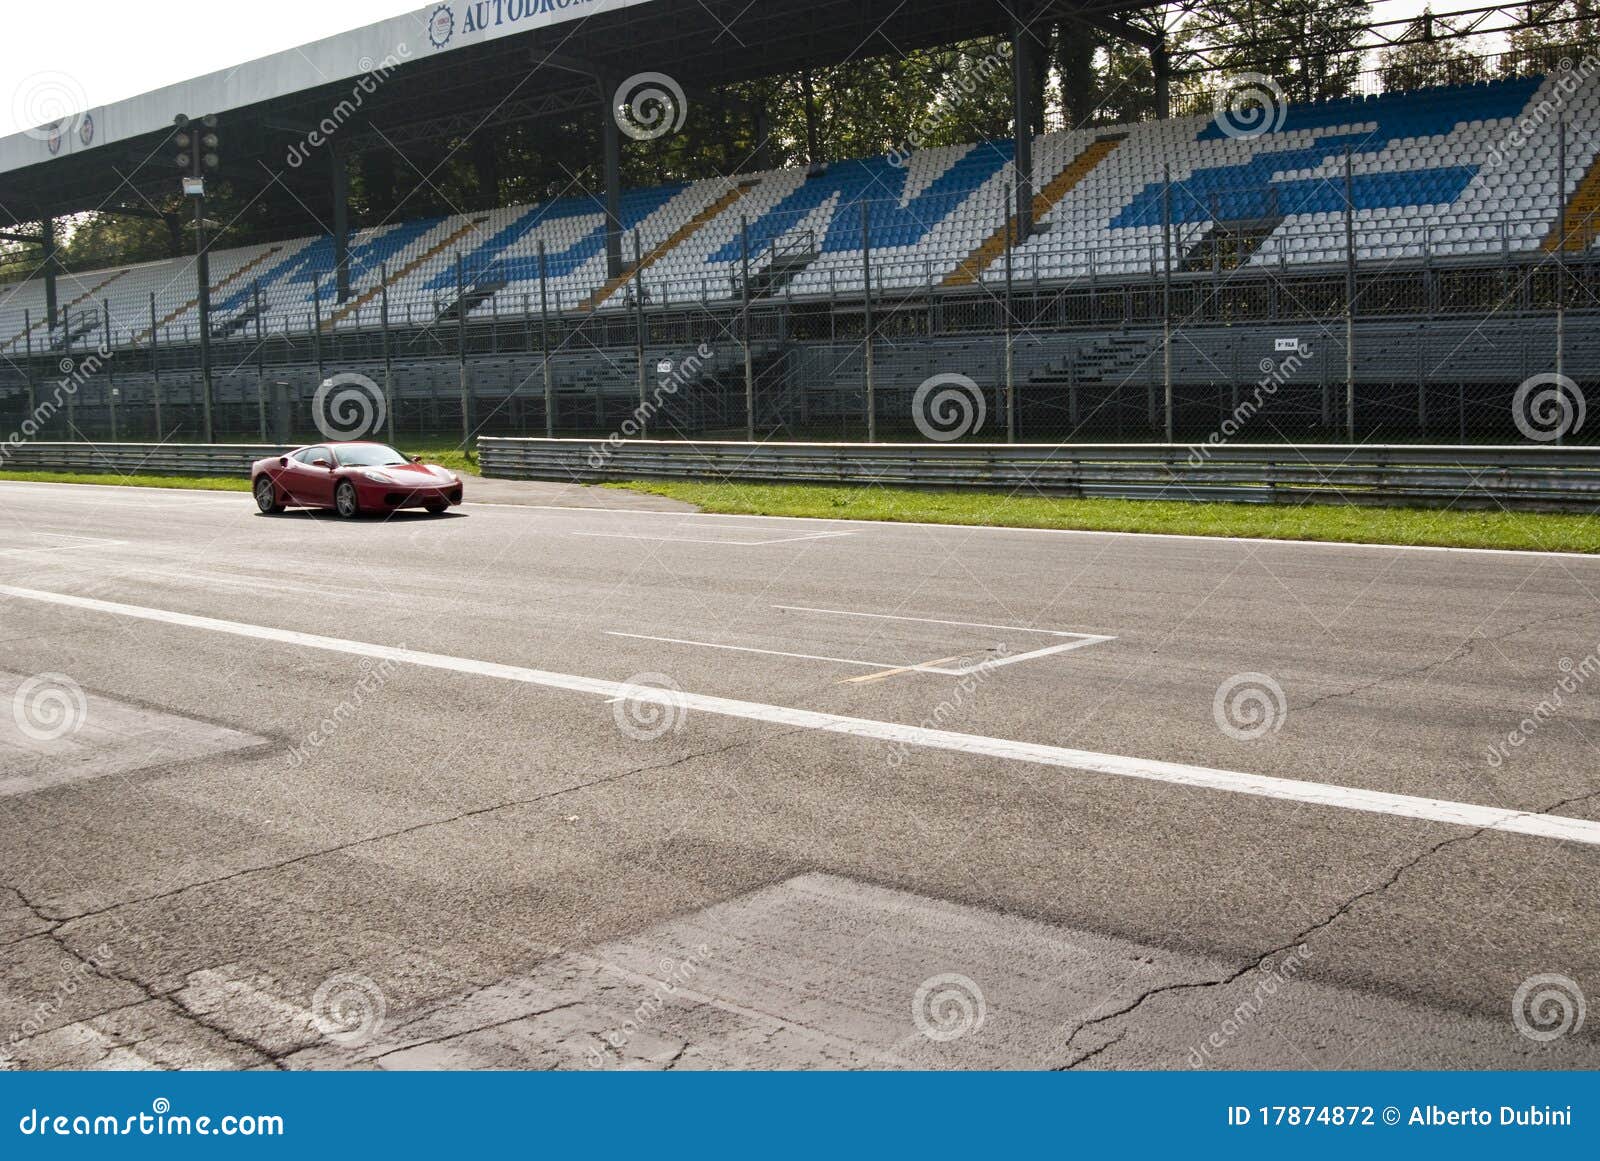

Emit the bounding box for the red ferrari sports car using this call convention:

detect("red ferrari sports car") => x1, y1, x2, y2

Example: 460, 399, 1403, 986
251, 442, 464, 517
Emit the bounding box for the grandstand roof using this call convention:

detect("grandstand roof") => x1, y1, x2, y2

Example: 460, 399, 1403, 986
0, 0, 1140, 229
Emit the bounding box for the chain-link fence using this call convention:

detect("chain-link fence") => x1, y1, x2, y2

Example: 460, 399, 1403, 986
4, 177, 1600, 450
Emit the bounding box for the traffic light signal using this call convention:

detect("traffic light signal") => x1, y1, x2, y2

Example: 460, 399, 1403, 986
173, 113, 219, 182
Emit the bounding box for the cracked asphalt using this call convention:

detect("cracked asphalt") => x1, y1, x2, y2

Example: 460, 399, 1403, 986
1, 478, 1598, 1069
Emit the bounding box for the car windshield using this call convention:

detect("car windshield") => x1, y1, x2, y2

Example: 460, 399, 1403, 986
334, 445, 410, 467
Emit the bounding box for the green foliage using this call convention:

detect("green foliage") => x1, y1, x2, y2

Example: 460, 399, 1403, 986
1378, 9, 1489, 92
1503, 1, 1600, 68
1195, 0, 1372, 103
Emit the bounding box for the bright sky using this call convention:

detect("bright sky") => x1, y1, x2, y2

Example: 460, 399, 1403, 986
1, 1, 420, 137
0, 0, 1486, 140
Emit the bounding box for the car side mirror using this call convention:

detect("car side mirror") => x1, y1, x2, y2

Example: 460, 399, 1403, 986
278, 457, 288, 467
410, 455, 422, 463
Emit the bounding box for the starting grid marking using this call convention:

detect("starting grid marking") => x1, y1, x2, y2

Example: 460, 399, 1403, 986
6, 579, 1598, 847
606, 607, 1114, 680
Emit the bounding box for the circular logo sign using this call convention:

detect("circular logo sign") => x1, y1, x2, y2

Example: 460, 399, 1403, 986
428, 4, 455, 49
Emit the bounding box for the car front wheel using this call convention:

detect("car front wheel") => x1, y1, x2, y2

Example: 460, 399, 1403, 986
254, 476, 284, 514
335, 480, 361, 519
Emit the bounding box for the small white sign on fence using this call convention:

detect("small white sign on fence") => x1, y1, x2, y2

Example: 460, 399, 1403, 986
1274, 338, 1300, 352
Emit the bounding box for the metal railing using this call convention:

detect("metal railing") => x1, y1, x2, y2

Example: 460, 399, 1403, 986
0, 442, 287, 476
478, 437, 1600, 511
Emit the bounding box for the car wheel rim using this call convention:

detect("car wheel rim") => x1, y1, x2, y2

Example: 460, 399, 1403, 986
255, 481, 273, 509
338, 487, 355, 516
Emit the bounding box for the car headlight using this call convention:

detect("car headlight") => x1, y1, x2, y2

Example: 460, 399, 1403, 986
361, 469, 397, 484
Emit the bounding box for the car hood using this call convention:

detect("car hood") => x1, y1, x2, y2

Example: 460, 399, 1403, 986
356, 462, 456, 482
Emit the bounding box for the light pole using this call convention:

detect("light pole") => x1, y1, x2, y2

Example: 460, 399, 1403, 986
175, 113, 219, 440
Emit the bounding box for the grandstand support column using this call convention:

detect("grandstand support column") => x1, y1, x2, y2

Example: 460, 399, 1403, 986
1557, 117, 1567, 418
149, 295, 163, 437
381, 261, 395, 445
104, 300, 117, 440
23, 311, 35, 417
603, 81, 624, 280
194, 196, 215, 443
312, 283, 324, 382
1162, 168, 1174, 444
801, 67, 820, 166
456, 253, 470, 450
332, 145, 352, 303
1343, 149, 1356, 442
633, 230, 647, 433
1010, 8, 1037, 239
539, 240, 554, 438
41, 217, 59, 331
253, 283, 264, 441
861, 203, 876, 442
1153, 41, 1170, 121
741, 216, 755, 441
1003, 186, 1016, 443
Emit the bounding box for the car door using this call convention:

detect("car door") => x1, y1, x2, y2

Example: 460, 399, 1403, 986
285, 446, 336, 506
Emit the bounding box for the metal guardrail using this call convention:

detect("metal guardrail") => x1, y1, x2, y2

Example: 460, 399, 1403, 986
0, 442, 289, 477
478, 438, 1600, 512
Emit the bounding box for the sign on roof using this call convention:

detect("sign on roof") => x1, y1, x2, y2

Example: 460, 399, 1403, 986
0, 0, 657, 178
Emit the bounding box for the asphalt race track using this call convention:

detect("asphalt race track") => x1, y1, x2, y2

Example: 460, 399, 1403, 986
2, 478, 1598, 1070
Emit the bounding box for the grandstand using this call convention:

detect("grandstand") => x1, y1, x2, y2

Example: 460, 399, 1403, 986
1, 0, 1598, 446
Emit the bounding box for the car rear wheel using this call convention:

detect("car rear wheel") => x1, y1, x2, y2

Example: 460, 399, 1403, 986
335, 480, 360, 519
254, 476, 284, 514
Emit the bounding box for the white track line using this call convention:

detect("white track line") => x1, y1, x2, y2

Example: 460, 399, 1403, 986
572, 530, 854, 547
773, 605, 1114, 673
0, 535, 129, 557
605, 630, 936, 673
4, 581, 1598, 847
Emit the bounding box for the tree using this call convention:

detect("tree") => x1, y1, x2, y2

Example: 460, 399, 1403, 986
1195, 0, 1372, 103
1505, 1, 1600, 70
1378, 9, 1488, 91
